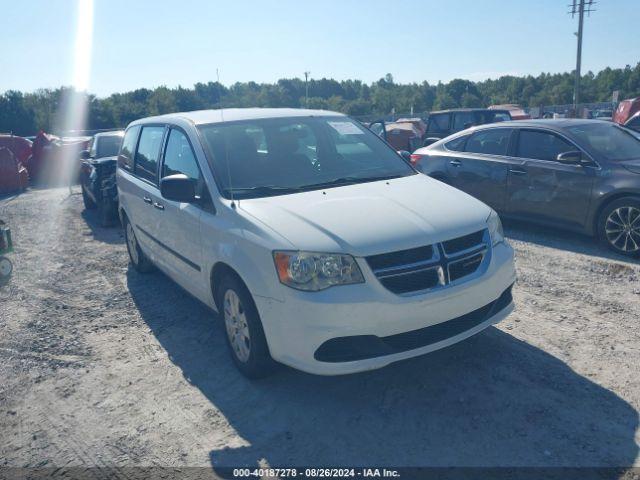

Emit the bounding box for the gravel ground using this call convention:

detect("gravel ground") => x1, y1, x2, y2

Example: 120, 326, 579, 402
1, 187, 639, 470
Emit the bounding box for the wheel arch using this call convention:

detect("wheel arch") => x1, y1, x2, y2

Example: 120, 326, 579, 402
592, 191, 640, 236
210, 262, 249, 312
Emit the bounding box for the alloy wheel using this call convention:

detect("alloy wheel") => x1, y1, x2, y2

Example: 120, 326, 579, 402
605, 206, 640, 253
223, 289, 251, 363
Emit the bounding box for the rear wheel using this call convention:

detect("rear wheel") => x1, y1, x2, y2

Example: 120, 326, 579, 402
123, 216, 154, 272
216, 274, 275, 378
598, 197, 640, 257
0, 256, 12, 286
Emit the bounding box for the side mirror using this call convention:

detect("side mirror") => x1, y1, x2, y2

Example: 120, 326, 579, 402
423, 137, 440, 147
556, 151, 582, 164
160, 174, 196, 203
79, 150, 91, 160
397, 150, 412, 162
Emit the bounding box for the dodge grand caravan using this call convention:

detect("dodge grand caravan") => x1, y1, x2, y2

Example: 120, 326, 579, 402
117, 108, 516, 377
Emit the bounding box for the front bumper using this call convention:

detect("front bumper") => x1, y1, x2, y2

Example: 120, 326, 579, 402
254, 242, 516, 375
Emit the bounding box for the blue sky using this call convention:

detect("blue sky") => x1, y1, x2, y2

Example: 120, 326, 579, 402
3, 0, 639, 97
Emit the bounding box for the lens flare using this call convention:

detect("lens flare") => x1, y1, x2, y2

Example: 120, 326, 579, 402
45, 0, 94, 188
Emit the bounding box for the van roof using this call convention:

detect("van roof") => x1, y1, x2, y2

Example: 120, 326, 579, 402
130, 108, 344, 126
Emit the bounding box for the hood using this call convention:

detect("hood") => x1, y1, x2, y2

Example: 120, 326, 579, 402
238, 174, 492, 257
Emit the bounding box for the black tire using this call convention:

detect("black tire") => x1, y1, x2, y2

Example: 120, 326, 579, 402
597, 197, 640, 257
81, 185, 96, 210
123, 216, 154, 273
0, 256, 12, 286
216, 274, 275, 378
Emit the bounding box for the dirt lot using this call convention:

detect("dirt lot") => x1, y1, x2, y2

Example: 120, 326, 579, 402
1, 187, 639, 470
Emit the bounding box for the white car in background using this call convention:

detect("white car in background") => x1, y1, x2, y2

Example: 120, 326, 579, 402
116, 108, 516, 377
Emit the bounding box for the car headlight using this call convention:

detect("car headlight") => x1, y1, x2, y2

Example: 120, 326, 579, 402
273, 251, 365, 291
487, 210, 505, 246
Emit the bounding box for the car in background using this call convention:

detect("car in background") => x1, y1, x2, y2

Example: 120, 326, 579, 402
411, 119, 640, 257
592, 109, 613, 121
395, 117, 427, 138
117, 108, 515, 377
625, 112, 640, 133
422, 109, 512, 147
489, 104, 531, 120
369, 120, 423, 152
79, 130, 124, 226
614, 97, 640, 125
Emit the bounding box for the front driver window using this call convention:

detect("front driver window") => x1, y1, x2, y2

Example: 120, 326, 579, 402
162, 129, 200, 181
517, 130, 575, 162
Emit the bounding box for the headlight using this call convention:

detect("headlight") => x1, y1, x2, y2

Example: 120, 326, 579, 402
273, 251, 364, 291
487, 210, 504, 246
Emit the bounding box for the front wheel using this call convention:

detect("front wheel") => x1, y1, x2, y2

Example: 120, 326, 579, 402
217, 274, 275, 378
598, 197, 640, 257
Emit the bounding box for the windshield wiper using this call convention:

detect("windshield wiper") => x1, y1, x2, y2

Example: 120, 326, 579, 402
227, 185, 304, 196
307, 173, 407, 189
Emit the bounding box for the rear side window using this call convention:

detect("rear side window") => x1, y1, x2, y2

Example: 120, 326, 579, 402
162, 129, 200, 181
445, 135, 469, 152
452, 112, 475, 132
134, 126, 165, 183
465, 128, 512, 156
118, 126, 140, 171
427, 114, 450, 134
516, 130, 575, 161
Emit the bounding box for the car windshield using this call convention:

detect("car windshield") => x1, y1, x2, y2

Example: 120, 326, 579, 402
197, 116, 415, 199
96, 135, 123, 158
566, 123, 640, 161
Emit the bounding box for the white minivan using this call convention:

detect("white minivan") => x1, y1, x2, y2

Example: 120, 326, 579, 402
117, 108, 516, 377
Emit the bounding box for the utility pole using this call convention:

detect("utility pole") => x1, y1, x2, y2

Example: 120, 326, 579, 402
570, 0, 595, 115
304, 71, 310, 108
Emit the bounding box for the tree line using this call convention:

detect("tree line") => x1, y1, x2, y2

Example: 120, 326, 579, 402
1, 63, 639, 136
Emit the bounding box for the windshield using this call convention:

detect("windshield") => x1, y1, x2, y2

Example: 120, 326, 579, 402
198, 116, 415, 199
566, 123, 640, 161
96, 135, 123, 158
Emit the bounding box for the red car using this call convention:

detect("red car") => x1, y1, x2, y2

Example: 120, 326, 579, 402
0, 135, 32, 170
613, 97, 640, 125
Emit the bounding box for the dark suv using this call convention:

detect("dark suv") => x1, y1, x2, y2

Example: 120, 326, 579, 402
423, 109, 512, 146
412, 119, 640, 256
79, 131, 124, 226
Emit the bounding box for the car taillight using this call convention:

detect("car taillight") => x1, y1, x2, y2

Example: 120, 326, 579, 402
409, 154, 424, 166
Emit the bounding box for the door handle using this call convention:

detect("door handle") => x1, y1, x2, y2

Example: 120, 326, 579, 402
153, 202, 165, 211
143, 196, 152, 204
509, 168, 527, 175
449, 159, 462, 167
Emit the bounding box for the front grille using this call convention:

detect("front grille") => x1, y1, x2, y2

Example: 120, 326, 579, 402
365, 229, 489, 295
448, 252, 484, 282
442, 230, 485, 255
378, 268, 440, 294
366, 245, 434, 271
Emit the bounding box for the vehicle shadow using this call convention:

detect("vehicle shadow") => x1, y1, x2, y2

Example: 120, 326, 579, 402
126, 268, 639, 470
80, 208, 123, 245
503, 219, 639, 264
